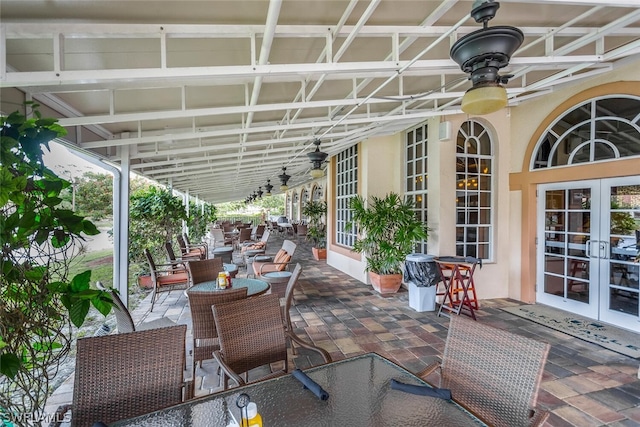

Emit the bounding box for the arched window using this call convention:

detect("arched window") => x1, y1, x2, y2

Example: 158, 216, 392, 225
532, 95, 640, 170
405, 123, 429, 254
456, 121, 493, 260
292, 192, 299, 221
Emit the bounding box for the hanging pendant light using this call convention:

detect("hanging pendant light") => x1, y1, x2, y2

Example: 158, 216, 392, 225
278, 166, 291, 191
264, 179, 273, 196
307, 139, 328, 178
450, 0, 523, 115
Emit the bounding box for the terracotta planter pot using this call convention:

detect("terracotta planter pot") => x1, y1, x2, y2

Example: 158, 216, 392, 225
137, 274, 153, 289
312, 247, 327, 260
368, 272, 403, 294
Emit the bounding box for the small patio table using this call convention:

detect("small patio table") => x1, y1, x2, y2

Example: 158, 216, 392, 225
111, 352, 487, 426
434, 256, 481, 320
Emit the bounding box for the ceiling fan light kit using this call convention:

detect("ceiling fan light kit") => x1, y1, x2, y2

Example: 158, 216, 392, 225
307, 139, 328, 178
450, 0, 523, 115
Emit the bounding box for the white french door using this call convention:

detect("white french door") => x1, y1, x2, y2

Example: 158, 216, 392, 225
537, 178, 640, 332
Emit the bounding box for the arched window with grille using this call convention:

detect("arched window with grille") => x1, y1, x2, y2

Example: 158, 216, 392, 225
531, 95, 640, 170
456, 121, 494, 260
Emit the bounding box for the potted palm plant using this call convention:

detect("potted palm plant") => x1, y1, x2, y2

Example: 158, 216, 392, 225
346, 193, 428, 294
302, 200, 327, 260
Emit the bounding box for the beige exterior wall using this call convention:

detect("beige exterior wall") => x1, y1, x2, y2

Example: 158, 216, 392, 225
321, 57, 640, 305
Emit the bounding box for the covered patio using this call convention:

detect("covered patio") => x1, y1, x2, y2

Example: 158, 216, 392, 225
46, 233, 640, 426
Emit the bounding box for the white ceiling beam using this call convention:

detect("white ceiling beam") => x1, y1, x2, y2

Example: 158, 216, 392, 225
6, 23, 640, 39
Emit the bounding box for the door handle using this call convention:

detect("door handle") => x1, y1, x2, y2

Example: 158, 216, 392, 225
600, 240, 609, 259
585, 240, 592, 258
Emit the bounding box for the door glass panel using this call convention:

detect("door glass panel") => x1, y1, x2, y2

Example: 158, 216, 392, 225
542, 187, 592, 303
607, 185, 640, 316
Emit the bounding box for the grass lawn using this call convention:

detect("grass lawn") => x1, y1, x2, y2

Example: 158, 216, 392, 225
67, 249, 150, 309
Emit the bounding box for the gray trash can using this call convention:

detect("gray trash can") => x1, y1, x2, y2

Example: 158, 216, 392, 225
404, 253, 440, 312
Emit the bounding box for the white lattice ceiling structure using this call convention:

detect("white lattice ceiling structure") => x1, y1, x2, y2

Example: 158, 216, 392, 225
2, 0, 640, 203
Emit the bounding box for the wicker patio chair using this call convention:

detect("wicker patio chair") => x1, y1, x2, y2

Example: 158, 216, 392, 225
164, 241, 201, 266
55, 325, 191, 427
240, 229, 270, 254
237, 227, 253, 245
96, 282, 175, 333
211, 227, 233, 248
252, 239, 296, 277
177, 234, 207, 260
187, 257, 224, 286
296, 223, 308, 242
416, 315, 550, 427
212, 293, 331, 390
145, 249, 190, 311
281, 263, 304, 355
186, 286, 248, 392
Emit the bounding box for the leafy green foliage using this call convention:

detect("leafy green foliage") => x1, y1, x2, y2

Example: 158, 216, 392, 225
187, 202, 217, 244
1, 105, 113, 423
129, 186, 187, 272
73, 171, 114, 219
302, 200, 327, 249
346, 193, 428, 275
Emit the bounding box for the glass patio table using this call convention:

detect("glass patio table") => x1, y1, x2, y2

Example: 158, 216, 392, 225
111, 353, 487, 426
188, 277, 270, 297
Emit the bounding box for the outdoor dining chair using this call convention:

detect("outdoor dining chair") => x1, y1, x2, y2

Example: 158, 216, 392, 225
164, 241, 201, 266
294, 223, 307, 241
96, 282, 176, 333
52, 325, 191, 427
187, 257, 224, 286
178, 234, 207, 259
252, 239, 296, 278
144, 249, 190, 311
211, 227, 233, 248
186, 286, 248, 393
416, 315, 550, 427
212, 293, 331, 390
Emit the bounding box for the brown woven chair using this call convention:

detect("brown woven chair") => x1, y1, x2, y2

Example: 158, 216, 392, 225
187, 258, 224, 286
165, 241, 200, 266
296, 223, 308, 242
186, 286, 248, 391
145, 248, 190, 311
212, 293, 331, 390
237, 227, 252, 245
282, 263, 303, 333
416, 316, 550, 427
96, 282, 175, 333
177, 234, 206, 260
58, 325, 191, 427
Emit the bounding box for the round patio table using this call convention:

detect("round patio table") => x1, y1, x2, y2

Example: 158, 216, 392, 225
212, 246, 234, 264
188, 277, 270, 297
223, 263, 238, 278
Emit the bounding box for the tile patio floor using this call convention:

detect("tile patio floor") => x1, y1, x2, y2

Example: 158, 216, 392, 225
46, 232, 640, 426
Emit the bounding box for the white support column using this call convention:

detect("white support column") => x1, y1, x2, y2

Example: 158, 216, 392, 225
117, 145, 131, 307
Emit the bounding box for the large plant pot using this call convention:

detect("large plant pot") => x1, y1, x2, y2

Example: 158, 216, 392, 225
312, 247, 327, 260
137, 274, 153, 289
368, 272, 403, 294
